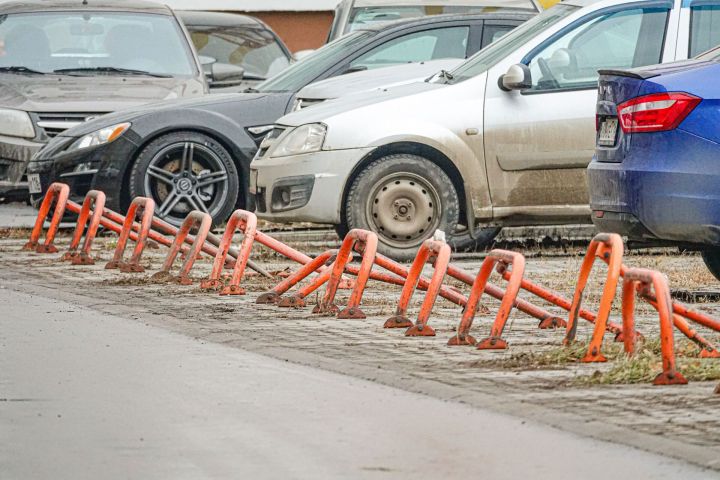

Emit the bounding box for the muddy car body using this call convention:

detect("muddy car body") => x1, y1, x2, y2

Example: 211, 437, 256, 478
252, 0, 712, 259
0, 0, 206, 200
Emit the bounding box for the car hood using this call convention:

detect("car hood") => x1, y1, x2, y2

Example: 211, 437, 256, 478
0, 73, 206, 113
280, 81, 443, 127
297, 59, 464, 101
59, 90, 288, 137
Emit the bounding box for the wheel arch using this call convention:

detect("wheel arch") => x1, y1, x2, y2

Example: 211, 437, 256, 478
340, 141, 470, 228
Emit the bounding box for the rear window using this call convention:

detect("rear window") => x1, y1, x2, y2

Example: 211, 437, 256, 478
187, 25, 290, 80
0, 12, 196, 76
689, 5, 720, 57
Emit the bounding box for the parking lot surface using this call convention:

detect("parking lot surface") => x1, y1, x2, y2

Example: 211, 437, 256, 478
2, 228, 720, 475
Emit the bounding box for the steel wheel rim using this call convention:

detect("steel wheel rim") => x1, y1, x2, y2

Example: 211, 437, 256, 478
143, 141, 229, 225
365, 172, 441, 249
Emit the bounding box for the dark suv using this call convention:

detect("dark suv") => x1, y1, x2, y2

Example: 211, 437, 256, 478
0, 0, 208, 200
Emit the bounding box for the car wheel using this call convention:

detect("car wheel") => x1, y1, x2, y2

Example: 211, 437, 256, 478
344, 154, 499, 260
701, 250, 720, 282
129, 131, 239, 227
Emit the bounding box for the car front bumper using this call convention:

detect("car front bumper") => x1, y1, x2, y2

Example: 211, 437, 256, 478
588, 130, 720, 247
250, 147, 373, 224
0, 134, 44, 197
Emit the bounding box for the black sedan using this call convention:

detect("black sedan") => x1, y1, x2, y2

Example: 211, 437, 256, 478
29, 12, 530, 226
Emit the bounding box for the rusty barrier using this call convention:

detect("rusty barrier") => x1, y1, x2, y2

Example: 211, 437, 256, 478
22, 182, 69, 254
448, 250, 525, 349
621, 268, 687, 385
257, 250, 338, 307
151, 211, 212, 285
384, 239, 451, 336
104, 197, 155, 273
60, 189, 106, 265
200, 209, 257, 295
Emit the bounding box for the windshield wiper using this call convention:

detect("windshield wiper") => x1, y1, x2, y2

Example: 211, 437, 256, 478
0, 66, 46, 75
435, 69, 455, 84
243, 87, 260, 93
53, 67, 172, 78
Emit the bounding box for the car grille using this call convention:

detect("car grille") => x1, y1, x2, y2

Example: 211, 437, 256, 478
33, 112, 106, 138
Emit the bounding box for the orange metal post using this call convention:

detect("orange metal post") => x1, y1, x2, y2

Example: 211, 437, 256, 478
448, 250, 525, 349
564, 233, 624, 362
104, 197, 155, 273
23, 182, 70, 254
383, 239, 451, 337
61, 190, 106, 265
313, 229, 378, 319
200, 209, 257, 295
621, 268, 687, 385
151, 211, 212, 285
257, 250, 338, 306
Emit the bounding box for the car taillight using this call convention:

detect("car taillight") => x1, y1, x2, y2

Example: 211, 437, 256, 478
617, 92, 701, 133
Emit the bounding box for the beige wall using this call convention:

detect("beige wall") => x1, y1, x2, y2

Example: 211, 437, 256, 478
251, 11, 334, 53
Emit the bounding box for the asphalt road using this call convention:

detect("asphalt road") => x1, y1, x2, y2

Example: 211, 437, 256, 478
1, 286, 716, 479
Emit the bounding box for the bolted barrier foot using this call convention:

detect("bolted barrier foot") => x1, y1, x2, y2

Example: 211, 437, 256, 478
715, 383, 720, 395
71, 253, 95, 266
653, 370, 688, 386
447, 334, 477, 346
338, 306, 366, 319
383, 315, 413, 329
476, 336, 508, 350
200, 278, 222, 290
151, 271, 174, 282
405, 324, 436, 337
581, 350, 607, 363
36, 244, 58, 254
278, 295, 306, 308
256, 292, 281, 304
176, 275, 194, 286
61, 251, 77, 261
21, 241, 38, 251
700, 348, 720, 358
538, 316, 566, 329
119, 262, 145, 273
220, 285, 246, 296
312, 303, 340, 316
105, 260, 121, 270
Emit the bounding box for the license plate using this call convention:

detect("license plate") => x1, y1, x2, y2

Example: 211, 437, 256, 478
598, 118, 618, 147
28, 173, 41, 194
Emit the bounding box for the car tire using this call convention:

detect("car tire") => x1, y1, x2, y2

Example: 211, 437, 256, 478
701, 250, 720, 282
129, 131, 239, 227
343, 154, 499, 260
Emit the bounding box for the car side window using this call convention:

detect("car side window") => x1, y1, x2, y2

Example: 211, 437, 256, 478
526, 8, 668, 92
689, 5, 720, 57
481, 25, 515, 48
349, 26, 470, 70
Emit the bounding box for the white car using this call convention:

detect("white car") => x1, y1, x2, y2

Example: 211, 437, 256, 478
251, 0, 717, 259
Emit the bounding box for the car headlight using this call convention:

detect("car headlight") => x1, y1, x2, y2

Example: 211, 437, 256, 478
270, 123, 326, 157
66, 122, 131, 152
0, 108, 35, 138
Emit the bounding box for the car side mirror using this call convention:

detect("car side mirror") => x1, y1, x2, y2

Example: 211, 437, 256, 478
209, 63, 245, 88
498, 63, 531, 91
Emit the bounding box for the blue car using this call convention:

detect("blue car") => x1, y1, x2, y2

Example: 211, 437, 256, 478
588, 46, 720, 279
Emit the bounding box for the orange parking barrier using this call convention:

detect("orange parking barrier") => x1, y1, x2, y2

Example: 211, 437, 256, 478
200, 209, 257, 295
104, 197, 155, 273
448, 250, 525, 349
22, 182, 69, 254
151, 210, 211, 285
564, 233, 624, 362
313, 229, 378, 319
384, 239, 451, 337
621, 268, 687, 385
60, 190, 106, 265
256, 250, 338, 306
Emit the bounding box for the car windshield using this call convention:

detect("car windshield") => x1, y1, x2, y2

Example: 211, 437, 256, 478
186, 25, 290, 80
256, 30, 374, 92
445, 4, 579, 84
347, 2, 538, 32
0, 12, 196, 76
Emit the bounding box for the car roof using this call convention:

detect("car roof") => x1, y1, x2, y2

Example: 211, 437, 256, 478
176, 10, 265, 28
0, 0, 173, 15
356, 10, 535, 32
